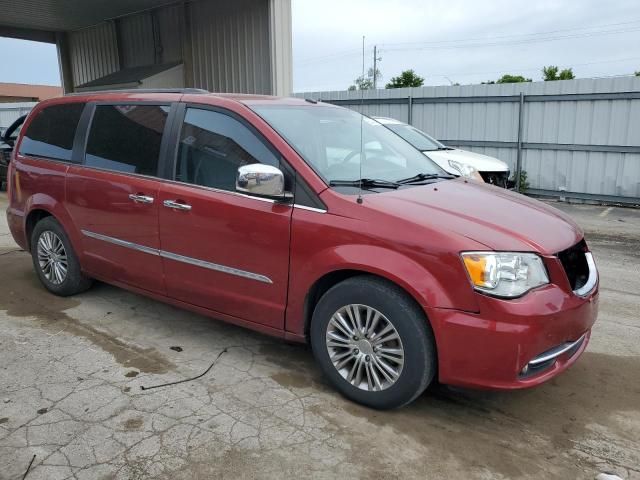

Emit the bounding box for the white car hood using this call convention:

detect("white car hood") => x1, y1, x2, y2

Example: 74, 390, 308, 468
424, 148, 509, 174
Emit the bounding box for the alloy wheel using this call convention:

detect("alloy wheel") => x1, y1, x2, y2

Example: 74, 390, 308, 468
37, 231, 68, 285
325, 304, 405, 391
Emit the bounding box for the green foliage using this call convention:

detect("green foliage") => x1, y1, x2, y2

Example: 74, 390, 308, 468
516, 169, 530, 192
385, 69, 425, 89
348, 67, 381, 90
543, 66, 574, 81
635, 71, 640, 76
483, 74, 532, 84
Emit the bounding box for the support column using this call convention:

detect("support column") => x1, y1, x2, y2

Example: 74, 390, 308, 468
268, 0, 293, 96
55, 32, 74, 94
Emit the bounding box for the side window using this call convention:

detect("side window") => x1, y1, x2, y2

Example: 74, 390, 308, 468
175, 108, 279, 191
85, 104, 169, 176
19, 103, 85, 161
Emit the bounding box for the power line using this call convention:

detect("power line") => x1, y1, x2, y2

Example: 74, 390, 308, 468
382, 26, 640, 52
379, 19, 640, 48
294, 19, 640, 65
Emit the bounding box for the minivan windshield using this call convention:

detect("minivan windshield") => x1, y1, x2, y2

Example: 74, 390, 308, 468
383, 123, 446, 152
251, 105, 445, 185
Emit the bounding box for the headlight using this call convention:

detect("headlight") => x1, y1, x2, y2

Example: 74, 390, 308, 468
461, 252, 549, 298
448, 160, 484, 182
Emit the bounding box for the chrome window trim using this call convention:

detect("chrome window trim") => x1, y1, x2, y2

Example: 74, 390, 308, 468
293, 204, 327, 214
574, 252, 598, 297
159, 177, 279, 204
81, 230, 272, 284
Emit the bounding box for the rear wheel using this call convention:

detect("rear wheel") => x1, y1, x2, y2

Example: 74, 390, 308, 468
30, 217, 92, 296
310, 275, 436, 409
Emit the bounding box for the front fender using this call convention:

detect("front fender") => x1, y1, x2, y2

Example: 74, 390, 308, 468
285, 243, 480, 337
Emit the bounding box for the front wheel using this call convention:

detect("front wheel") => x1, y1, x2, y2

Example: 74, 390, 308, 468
310, 276, 437, 409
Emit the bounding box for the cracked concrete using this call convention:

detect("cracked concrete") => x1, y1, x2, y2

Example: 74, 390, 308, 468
0, 192, 639, 479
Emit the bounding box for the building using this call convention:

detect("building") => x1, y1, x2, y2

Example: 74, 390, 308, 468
0, 0, 292, 96
0, 83, 62, 103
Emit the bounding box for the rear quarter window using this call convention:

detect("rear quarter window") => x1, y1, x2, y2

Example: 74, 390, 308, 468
19, 103, 85, 162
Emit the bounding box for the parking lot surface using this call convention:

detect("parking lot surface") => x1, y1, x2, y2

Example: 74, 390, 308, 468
1, 192, 639, 480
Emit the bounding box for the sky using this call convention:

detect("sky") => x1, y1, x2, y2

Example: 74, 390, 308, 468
0, 0, 639, 91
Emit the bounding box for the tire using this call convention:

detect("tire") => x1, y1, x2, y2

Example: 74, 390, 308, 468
310, 275, 436, 409
30, 216, 92, 296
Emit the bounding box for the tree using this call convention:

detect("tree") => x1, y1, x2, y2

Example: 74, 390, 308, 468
348, 67, 380, 91
497, 74, 532, 83
385, 69, 424, 88
542, 66, 559, 81
635, 71, 640, 76
543, 65, 575, 81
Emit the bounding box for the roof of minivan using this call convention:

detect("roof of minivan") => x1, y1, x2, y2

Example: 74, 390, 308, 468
58, 90, 336, 108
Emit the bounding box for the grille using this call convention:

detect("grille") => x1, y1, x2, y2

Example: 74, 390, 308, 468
558, 240, 589, 291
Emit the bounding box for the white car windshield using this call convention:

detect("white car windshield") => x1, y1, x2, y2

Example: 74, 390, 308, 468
251, 105, 445, 185
383, 123, 445, 152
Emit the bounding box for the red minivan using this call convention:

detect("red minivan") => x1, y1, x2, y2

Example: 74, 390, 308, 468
5, 90, 599, 409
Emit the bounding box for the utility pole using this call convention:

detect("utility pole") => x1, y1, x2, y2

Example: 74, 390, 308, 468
373, 45, 378, 89
372, 45, 381, 89
362, 36, 365, 79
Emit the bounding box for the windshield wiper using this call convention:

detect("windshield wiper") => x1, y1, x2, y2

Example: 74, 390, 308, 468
329, 178, 400, 189
397, 173, 455, 184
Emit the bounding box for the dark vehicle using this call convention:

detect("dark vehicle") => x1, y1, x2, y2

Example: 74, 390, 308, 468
0, 115, 26, 190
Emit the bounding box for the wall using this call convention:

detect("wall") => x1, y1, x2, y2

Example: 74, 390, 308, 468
62, 0, 292, 95
297, 77, 640, 203
0, 102, 36, 130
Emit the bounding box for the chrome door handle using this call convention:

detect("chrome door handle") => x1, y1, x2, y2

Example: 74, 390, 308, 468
129, 194, 154, 204
163, 200, 192, 211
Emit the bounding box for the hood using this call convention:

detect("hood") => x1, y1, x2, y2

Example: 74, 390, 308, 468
425, 149, 509, 173
365, 179, 582, 255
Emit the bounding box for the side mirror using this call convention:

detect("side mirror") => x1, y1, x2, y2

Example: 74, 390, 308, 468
236, 164, 293, 201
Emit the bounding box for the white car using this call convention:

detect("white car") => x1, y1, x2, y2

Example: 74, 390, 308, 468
373, 116, 511, 187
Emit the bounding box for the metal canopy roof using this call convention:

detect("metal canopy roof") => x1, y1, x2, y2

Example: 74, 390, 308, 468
0, 0, 174, 33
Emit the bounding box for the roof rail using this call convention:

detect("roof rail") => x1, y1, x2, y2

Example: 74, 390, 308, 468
65, 88, 209, 96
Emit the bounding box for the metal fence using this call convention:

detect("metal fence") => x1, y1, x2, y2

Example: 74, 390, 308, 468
0, 102, 35, 132
296, 77, 640, 205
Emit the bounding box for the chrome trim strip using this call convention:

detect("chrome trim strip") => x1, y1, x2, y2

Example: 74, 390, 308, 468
159, 250, 273, 284
574, 252, 598, 297
528, 333, 586, 366
81, 230, 272, 284
293, 204, 327, 214
81, 229, 160, 256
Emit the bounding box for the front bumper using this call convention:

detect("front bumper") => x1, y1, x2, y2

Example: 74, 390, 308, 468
426, 281, 598, 390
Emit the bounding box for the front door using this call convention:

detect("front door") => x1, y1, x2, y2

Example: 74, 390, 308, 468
66, 103, 172, 294
158, 107, 292, 329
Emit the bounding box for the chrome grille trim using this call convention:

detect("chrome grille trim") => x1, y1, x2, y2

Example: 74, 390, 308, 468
574, 252, 598, 297
81, 229, 272, 284
527, 333, 587, 366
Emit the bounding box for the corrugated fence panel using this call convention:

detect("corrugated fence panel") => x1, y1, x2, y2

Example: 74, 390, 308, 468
296, 77, 640, 201
119, 13, 155, 68
69, 22, 119, 87
189, 0, 271, 94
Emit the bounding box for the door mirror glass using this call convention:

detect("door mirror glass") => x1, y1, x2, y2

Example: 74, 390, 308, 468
236, 164, 292, 200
